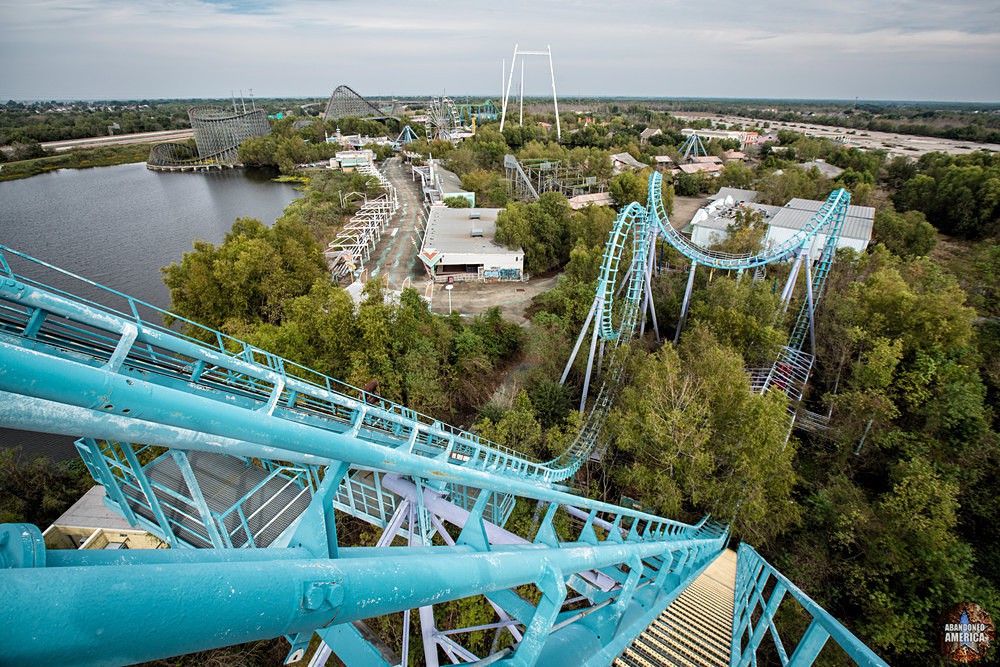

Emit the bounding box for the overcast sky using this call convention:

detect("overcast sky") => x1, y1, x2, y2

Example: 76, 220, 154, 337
2, 0, 999, 102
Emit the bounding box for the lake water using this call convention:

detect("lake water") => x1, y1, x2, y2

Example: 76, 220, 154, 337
0, 162, 301, 459
0, 162, 300, 308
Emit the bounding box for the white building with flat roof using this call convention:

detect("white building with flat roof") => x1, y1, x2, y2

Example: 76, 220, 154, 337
418, 207, 523, 282
429, 160, 475, 206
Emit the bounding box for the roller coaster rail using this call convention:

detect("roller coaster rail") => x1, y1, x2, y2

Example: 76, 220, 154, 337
731, 544, 888, 667
324, 85, 398, 122
562, 172, 849, 421
147, 105, 270, 171
0, 244, 610, 489
0, 170, 886, 666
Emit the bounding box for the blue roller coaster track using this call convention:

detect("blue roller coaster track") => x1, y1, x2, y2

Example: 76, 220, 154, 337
0, 170, 884, 667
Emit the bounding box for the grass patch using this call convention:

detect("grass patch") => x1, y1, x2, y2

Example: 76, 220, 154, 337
0, 144, 151, 182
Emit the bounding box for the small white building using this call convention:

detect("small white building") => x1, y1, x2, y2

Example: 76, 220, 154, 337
425, 160, 475, 206
676, 162, 724, 177
768, 198, 875, 256
568, 192, 614, 210
43, 486, 166, 551
329, 149, 375, 171
640, 128, 663, 144
708, 187, 758, 204
418, 207, 523, 282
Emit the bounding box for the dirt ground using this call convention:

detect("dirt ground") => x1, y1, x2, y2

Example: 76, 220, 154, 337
671, 196, 709, 229
674, 111, 1000, 157
427, 275, 559, 323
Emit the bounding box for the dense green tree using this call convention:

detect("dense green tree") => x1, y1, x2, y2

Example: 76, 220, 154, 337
495, 192, 573, 274
893, 152, 1000, 240
606, 328, 798, 544
778, 247, 1000, 662
238, 280, 356, 380
0, 448, 94, 527
460, 169, 507, 207
756, 165, 831, 205
474, 391, 545, 458
569, 204, 616, 250
687, 277, 785, 366
609, 171, 645, 208
717, 161, 756, 189
872, 208, 937, 257
528, 378, 574, 429
162, 216, 326, 334
673, 171, 704, 196
443, 196, 471, 208
710, 207, 768, 255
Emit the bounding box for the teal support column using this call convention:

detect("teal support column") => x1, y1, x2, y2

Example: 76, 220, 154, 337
74, 438, 137, 527
170, 450, 225, 549
118, 439, 179, 547
0, 529, 723, 667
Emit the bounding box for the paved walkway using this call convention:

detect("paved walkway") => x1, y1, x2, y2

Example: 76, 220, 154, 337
369, 157, 426, 290
370, 158, 558, 323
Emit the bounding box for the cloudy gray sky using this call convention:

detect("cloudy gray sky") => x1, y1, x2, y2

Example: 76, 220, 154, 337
2, 0, 998, 102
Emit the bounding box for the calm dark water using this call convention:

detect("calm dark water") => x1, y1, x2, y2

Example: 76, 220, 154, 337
0, 163, 301, 459
0, 162, 299, 309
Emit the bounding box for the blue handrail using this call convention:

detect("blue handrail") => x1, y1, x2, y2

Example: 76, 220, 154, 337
732, 543, 889, 666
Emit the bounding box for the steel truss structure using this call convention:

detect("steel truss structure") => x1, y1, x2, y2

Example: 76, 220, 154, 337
0, 168, 884, 667
500, 44, 561, 141
679, 132, 709, 161
454, 99, 500, 124
148, 106, 270, 170
324, 85, 396, 122
504, 154, 602, 203
562, 173, 849, 440
325, 164, 400, 278
393, 125, 420, 149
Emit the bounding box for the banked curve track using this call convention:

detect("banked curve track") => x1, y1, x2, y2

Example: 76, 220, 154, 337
0, 175, 848, 488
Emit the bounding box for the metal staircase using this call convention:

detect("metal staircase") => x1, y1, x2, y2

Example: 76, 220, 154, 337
617, 549, 737, 667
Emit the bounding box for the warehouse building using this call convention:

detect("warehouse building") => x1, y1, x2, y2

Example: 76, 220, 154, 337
689, 190, 874, 258
418, 207, 523, 282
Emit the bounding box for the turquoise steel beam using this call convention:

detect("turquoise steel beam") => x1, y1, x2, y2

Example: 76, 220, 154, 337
116, 433, 180, 546
0, 250, 593, 483
731, 544, 889, 667
170, 449, 226, 548
645, 172, 850, 271
0, 384, 695, 537
0, 528, 723, 667
74, 438, 138, 527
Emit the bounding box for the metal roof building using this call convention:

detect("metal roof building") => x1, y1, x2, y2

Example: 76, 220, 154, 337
428, 161, 475, 206
689, 192, 874, 257
418, 207, 523, 282
611, 152, 648, 173
708, 187, 759, 203
768, 198, 875, 253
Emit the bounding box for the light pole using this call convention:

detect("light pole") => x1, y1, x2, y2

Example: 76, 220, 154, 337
445, 284, 453, 315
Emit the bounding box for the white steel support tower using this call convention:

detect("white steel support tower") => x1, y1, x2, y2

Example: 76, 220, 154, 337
500, 44, 561, 141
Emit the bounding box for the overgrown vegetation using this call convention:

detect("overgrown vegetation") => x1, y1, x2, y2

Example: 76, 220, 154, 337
0, 143, 152, 181
163, 208, 523, 424
0, 447, 94, 527
4, 97, 999, 665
